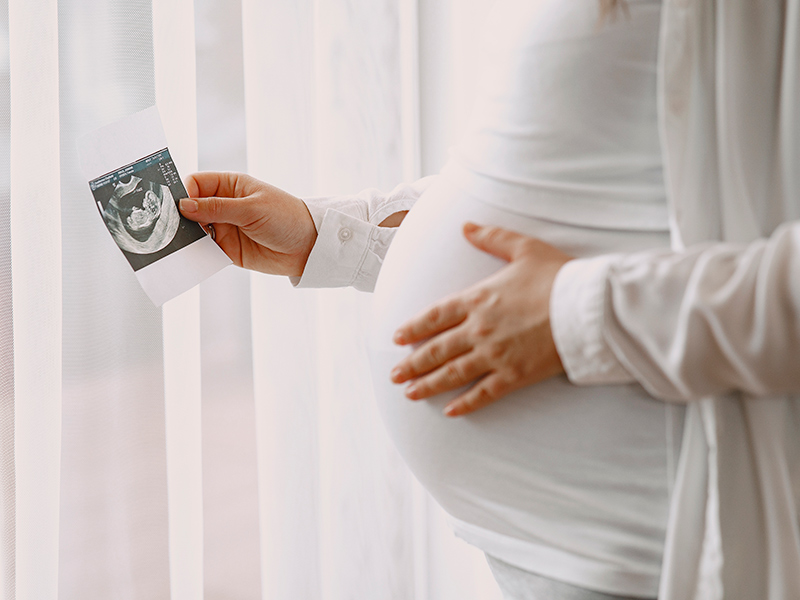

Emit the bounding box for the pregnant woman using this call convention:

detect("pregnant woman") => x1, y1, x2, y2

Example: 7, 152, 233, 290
179, 0, 800, 598
367, 2, 676, 597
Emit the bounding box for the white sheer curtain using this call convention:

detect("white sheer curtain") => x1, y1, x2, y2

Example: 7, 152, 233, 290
0, 0, 504, 598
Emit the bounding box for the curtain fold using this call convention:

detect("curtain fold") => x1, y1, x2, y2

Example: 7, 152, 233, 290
195, 0, 262, 596
57, 0, 170, 597
9, 0, 62, 597
153, 0, 205, 598
0, 1, 13, 597
310, 2, 418, 599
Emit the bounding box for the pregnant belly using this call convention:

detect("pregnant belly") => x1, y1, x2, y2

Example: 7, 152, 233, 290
367, 175, 679, 590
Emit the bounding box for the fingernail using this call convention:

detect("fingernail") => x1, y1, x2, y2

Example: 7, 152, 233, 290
390, 367, 403, 383
180, 198, 198, 213
393, 330, 406, 345
443, 403, 459, 417
405, 385, 418, 399
463, 222, 479, 235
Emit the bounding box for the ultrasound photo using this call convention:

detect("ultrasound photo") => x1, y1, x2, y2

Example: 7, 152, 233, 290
78, 106, 231, 305
89, 148, 206, 271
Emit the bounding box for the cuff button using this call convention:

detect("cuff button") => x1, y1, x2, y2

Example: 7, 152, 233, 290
338, 227, 353, 242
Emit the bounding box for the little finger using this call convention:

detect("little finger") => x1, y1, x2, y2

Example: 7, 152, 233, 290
443, 373, 513, 417
405, 354, 489, 400
391, 331, 472, 383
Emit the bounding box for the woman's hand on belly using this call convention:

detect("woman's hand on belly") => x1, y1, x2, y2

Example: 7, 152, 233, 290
390, 223, 572, 417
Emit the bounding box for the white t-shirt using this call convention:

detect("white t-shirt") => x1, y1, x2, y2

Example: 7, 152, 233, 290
447, 0, 667, 231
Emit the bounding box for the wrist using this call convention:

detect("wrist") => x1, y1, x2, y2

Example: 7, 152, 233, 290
294, 199, 318, 277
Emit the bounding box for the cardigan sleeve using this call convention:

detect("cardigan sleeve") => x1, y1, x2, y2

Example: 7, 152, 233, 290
291, 177, 436, 292
550, 220, 800, 402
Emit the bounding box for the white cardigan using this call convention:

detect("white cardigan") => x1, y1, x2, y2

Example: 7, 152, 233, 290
297, 1, 800, 597
552, 2, 800, 598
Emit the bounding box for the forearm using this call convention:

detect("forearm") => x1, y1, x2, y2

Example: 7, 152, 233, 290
552, 220, 800, 402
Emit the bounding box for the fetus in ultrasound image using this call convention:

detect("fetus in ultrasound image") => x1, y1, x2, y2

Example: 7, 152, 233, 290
103, 174, 180, 255
90, 149, 206, 271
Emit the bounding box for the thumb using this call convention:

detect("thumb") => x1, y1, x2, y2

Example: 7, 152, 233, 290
179, 194, 257, 227
180, 171, 260, 226
463, 222, 525, 261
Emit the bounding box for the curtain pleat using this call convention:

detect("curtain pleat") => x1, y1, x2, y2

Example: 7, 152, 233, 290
57, 0, 171, 596
8, 0, 62, 597
310, 2, 418, 598
162, 288, 203, 600
314, 291, 418, 600
152, 0, 205, 598
199, 261, 261, 600
0, 1, 13, 597
195, 0, 262, 597
251, 277, 322, 600
241, 1, 322, 598
418, 0, 455, 177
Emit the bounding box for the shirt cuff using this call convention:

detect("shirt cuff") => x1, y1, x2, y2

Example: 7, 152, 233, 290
291, 208, 397, 292
303, 198, 334, 234
550, 254, 635, 385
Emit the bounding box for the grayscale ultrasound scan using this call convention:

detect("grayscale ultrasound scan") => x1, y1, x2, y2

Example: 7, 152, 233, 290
89, 148, 205, 271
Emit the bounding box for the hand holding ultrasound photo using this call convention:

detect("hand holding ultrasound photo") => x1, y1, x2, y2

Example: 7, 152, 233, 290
78, 107, 231, 305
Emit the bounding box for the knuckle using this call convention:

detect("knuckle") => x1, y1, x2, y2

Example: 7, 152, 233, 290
487, 341, 506, 361
426, 305, 442, 326
205, 196, 224, 218
488, 376, 508, 397
483, 226, 502, 244
468, 288, 489, 307
403, 360, 418, 379
485, 291, 501, 309
427, 344, 445, 365
521, 239, 541, 257
517, 237, 534, 252
236, 173, 255, 194
467, 289, 502, 311
507, 362, 528, 383
407, 351, 425, 373
450, 299, 467, 320
184, 175, 199, 197
469, 385, 495, 409
483, 381, 499, 399
405, 322, 424, 341
463, 356, 485, 379
444, 361, 463, 385
472, 319, 495, 339
442, 299, 464, 322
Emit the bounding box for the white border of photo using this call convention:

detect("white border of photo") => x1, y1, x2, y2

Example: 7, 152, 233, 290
77, 106, 232, 306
